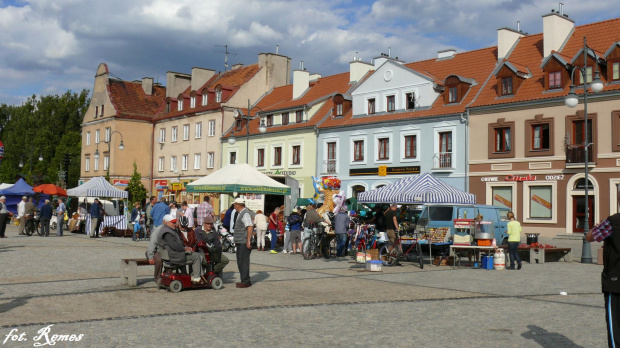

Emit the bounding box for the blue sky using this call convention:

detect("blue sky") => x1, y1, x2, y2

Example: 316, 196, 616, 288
0, 0, 619, 105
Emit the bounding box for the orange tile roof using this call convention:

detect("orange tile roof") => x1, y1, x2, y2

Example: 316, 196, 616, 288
108, 79, 167, 120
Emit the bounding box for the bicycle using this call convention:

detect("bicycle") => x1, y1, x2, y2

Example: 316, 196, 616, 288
302, 226, 330, 260
24, 214, 41, 236
379, 231, 424, 269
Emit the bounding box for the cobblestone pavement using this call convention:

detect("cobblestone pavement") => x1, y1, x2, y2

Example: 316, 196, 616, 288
0, 225, 608, 347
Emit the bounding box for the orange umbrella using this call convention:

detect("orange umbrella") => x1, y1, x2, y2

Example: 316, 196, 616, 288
33, 184, 68, 196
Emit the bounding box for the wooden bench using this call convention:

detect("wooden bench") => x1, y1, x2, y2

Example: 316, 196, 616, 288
120, 258, 151, 286
528, 247, 572, 264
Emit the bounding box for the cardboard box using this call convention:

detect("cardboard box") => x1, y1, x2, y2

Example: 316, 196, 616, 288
366, 248, 380, 261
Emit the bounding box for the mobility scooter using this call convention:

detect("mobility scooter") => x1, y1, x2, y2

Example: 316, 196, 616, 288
160, 240, 223, 292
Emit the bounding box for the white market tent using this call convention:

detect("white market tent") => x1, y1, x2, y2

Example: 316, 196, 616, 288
0, 183, 13, 190
186, 163, 290, 195
358, 173, 475, 204
67, 176, 128, 199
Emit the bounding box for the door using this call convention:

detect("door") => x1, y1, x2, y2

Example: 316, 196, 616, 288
573, 196, 594, 233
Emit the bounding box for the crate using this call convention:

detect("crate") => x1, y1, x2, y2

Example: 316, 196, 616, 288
366, 260, 382, 272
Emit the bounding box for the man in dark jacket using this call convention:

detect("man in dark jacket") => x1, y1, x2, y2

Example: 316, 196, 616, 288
157, 214, 203, 282
587, 212, 620, 347
194, 215, 229, 278
39, 199, 53, 237
89, 198, 102, 238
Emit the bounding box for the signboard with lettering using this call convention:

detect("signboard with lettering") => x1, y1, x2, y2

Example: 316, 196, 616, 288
113, 179, 129, 186
349, 166, 420, 176
154, 180, 168, 189
171, 183, 184, 191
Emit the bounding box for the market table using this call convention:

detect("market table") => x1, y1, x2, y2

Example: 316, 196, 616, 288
449, 245, 496, 268
85, 214, 127, 236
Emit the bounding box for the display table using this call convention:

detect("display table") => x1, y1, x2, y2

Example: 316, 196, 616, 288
499, 246, 572, 264
85, 214, 127, 236
449, 245, 496, 268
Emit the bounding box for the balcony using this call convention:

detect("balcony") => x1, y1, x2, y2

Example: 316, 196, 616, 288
324, 159, 337, 174
565, 144, 594, 167
432, 152, 453, 171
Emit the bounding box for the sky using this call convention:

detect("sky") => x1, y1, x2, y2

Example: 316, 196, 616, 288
0, 0, 619, 105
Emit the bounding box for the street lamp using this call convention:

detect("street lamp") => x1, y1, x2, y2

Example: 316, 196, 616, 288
93, 131, 125, 178
564, 36, 604, 264
230, 99, 265, 163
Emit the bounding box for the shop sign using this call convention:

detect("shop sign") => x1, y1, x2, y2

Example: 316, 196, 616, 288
113, 179, 129, 186
505, 174, 536, 182
544, 175, 565, 181
350, 166, 420, 176
154, 180, 168, 189
259, 169, 297, 176
170, 183, 184, 191
480, 177, 499, 182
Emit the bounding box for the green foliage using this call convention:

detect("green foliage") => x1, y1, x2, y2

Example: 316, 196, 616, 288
127, 162, 147, 205
0, 90, 89, 187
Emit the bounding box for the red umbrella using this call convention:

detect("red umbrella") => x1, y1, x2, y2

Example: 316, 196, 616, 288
33, 184, 68, 196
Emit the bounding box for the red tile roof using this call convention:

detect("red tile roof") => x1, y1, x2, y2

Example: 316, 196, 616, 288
108, 79, 167, 120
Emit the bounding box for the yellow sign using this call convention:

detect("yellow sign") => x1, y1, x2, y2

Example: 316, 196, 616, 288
171, 183, 184, 190
378, 166, 388, 176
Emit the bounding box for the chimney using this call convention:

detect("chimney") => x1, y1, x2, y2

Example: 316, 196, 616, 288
293, 61, 309, 99
437, 49, 456, 60
191, 67, 215, 92
142, 77, 153, 95
542, 6, 574, 57
231, 63, 243, 70
166, 71, 191, 99
497, 26, 525, 60
309, 73, 322, 81
350, 59, 373, 83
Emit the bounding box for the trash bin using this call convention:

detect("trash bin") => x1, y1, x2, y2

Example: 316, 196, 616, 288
526, 233, 540, 245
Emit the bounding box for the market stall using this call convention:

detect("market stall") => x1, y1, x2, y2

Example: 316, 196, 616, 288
186, 163, 291, 195
0, 178, 49, 214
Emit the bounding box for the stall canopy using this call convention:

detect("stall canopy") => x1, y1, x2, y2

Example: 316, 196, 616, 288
33, 184, 67, 196
0, 178, 36, 196
357, 173, 475, 204
186, 163, 291, 195
0, 178, 49, 214
66, 176, 128, 199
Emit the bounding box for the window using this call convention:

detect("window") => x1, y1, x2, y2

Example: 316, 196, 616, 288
273, 147, 282, 166
448, 86, 458, 103
405, 135, 416, 158
266, 115, 273, 127
95, 130, 100, 144
182, 155, 188, 170
194, 153, 201, 169
95, 106, 98, 118
94, 157, 99, 171
336, 103, 343, 116
501, 76, 513, 95
171, 126, 178, 142
257, 149, 265, 167
190, 96, 196, 108
207, 152, 214, 168
378, 138, 389, 160
183, 125, 189, 140
178, 99, 183, 111
573, 119, 593, 145
353, 140, 364, 161
235, 120, 243, 131
158, 157, 164, 172
208, 120, 216, 136
386, 96, 395, 112
100, 105, 104, 116
85, 157, 90, 172
492, 186, 513, 210
215, 89, 222, 102
202, 94, 208, 106
549, 71, 562, 89
438, 132, 452, 168
230, 152, 236, 164
104, 127, 109, 142
159, 128, 165, 143
585, 66, 593, 83
292, 145, 301, 165
532, 124, 550, 150
327, 142, 336, 160
86, 132, 91, 146
195, 122, 202, 138
282, 112, 289, 125
613, 62, 620, 81
494, 127, 511, 153
368, 98, 375, 114
529, 185, 553, 219
406, 93, 416, 109
170, 156, 177, 172
296, 110, 303, 123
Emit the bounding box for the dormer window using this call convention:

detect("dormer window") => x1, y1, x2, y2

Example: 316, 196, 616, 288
501, 77, 513, 96
178, 99, 183, 111
215, 88, 222, 102
296, 110, 303, 123
282, 112, 289, 125
266, 115, 273, 127
386, 95, 395, 112
612, 61, 620, 81
190, 96, 196, 108
236, 119, 243, 131
336, 103, 343, 116
548, 71, 562, 89
405, 92, 415, 110
448, 86, 458, 103
202, 94, 208, 106
166, 101, 170, 113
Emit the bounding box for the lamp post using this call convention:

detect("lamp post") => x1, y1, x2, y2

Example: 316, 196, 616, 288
94, 131, 125, 179
227, 99, 266, 163
564, 36, 604, 264
19, 147, 43, 172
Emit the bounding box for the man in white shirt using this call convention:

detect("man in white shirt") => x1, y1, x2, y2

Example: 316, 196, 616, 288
17, 196, 27, 235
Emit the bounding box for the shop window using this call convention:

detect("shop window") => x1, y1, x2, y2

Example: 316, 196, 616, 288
406, 93, 416, 109
296, 110, 303, 123
386, 96, 395, 112
448, 86, 458, 103
292, 145, 301, 165
353, 140, 364, 161
501, 77, 513, 96
404, 135, 416, 158
257, 149, 264, 167
378, 138, 389, 160
548, 71, 562, 89
491, 186, 513, 210
494, 127, 511, 153
368, 99, 375, 114
529, 185, 553, 219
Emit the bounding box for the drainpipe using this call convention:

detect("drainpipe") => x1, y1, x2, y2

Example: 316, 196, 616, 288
460, 111, 469, 192
150, 125, 155, 197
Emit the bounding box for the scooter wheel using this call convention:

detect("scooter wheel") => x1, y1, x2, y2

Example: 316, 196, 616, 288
169, 280, 183, 293
210, 277, 223, 290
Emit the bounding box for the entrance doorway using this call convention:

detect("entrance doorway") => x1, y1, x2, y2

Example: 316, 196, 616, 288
573, 196, 594, 233
351, 185, 365, 199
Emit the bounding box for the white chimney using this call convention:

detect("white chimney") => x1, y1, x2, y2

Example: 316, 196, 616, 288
542, 11, 574, 57
293, 62, 309, 99
437, 49, 456, 60
141, 77, 153, 95
350, 60, 373, 83
309, 73, 322, 81
497, 27, 525, 60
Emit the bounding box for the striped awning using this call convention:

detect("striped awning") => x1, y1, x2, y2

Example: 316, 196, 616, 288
67, 177, 128, 199
358, 173, 475, 204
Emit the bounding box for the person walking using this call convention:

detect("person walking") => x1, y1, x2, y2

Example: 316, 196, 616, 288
17, 196, 26, 235
145, 196, 155, 238
131, 202, 142, 241
0, 196, 9, 238
287, 207, 303, 255
222, 204, 234, 232
196, 196, 214, 226
506, 211, 522, 270
39, 199, 53, 237
89, 198, 102, 238
150, 199, 170, 228
232, 198, 253, 288
268, 207, 280, 254
587, 212, 620, 347
254, 210, 267, 251
56, 198, 66, 237
334, 209, 350, 257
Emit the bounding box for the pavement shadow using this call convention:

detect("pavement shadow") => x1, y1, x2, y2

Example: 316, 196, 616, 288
251, 271, 270, 283
521, 325, 584, 348
0, 245, 25, 253
0, 297, 28, 314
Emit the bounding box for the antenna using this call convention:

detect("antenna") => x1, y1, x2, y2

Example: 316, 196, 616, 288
214, 44, 238, 71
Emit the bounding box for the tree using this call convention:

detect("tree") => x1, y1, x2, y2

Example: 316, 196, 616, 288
127, 162, 147, 206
